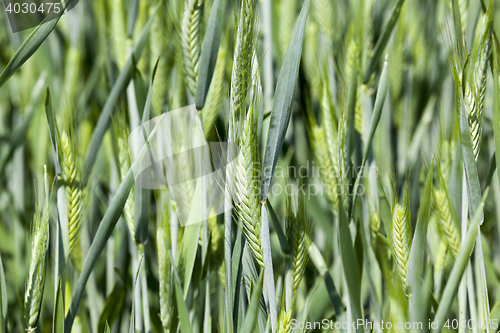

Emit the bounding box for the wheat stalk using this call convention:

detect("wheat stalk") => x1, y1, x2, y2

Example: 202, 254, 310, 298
24, 166, 50, 332
286, 196, 310, 300
181, 0, 203, 96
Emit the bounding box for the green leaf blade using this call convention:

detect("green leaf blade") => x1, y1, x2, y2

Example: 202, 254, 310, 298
261, 0, 310, 201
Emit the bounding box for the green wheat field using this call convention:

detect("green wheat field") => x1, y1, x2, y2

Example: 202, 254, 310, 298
0, 0, 500, 332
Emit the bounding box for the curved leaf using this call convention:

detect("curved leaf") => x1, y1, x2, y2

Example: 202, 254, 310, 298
261, 0, 310, 201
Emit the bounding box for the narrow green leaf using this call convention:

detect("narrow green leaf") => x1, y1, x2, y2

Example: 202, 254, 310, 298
451, 0, 465, 63
407, 158, 434, 316
132, 55, 147, 116
377, 173, 392, 240
98, 281, 125, 332
231, 231, 244, 332
350, 59, 388, 217
266, 201, 290, 254
338, 195, 362, 325
0, 253, 7, 333
261, 204, 277, 331
363, 0, 405, 83
239, 271, 264, 333
261, 0, 310, 201
82, 6, 158, 183
433, 188, 489, 332
171, 251, 193, 333
134, 57, 160, 244
129, 256, 144, 333
195, 0, 225, 109
177, 223, 201, 299
242, 242, 268, 333
485, 154, 496, 188
0, 0, 70, 89
104, 322, 110, 333
127, 0, 140, 38
308, 243, 344, 317
52, 276, 64, 333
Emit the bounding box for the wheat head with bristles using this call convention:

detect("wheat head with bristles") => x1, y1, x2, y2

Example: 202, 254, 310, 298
234, 95, 264, 267
230, 0, 257, 121
108, 0, 127, 69
24, 166, 51, 332
311, 0, 334, 41
309, 124, 339, 212
60, 130, 84, 259
286, 195, 311, 300
390, 181, 411, 290
433, 188, 460, 259
181, 0, 203, 96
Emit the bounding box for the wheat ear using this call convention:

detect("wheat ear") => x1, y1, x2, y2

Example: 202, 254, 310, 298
60, 130, 84, 258
433, 189, 461, 259
230, 0, 257, 120
113, 113, 135, 238
109, 0, 127, 69
234, 98, 264, 267
390, 181, 411, 289
24, 166, 51, 332
465, 13, 492, 161
181, 0, 203, 96
311, 0, 334, 41
286, 197, 310, 300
